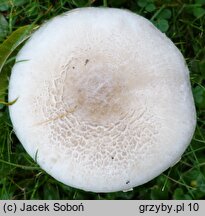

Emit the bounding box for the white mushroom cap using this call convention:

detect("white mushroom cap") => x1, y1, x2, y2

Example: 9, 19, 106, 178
9, 7, 196, 192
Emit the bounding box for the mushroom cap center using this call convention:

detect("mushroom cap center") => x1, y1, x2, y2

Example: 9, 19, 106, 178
65, 62, 127, 124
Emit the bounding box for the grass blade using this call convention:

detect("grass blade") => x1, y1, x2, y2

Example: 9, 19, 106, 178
0, 25, 38, 74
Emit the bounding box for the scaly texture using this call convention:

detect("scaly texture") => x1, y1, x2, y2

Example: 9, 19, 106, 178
9, 8, 196, 192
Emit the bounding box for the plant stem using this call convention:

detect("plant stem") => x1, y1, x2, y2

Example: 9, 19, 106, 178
103, 0, 108, 7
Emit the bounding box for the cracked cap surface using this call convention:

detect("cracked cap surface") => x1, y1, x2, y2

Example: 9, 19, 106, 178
9, 7, 196, 192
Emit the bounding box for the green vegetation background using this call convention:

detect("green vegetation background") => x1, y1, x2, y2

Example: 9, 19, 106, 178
0, 0, 205, 200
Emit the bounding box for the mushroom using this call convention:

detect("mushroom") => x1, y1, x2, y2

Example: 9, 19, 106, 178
9, 7, 196, 192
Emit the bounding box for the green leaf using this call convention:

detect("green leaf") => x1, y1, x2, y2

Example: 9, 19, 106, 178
193, 7, 205, 18
43, 183, 60, 200
193, 86, 203, 103
173, 188, 192, 200
155, 19, 169, 32
13, 0, 30, 7
0, 0, 29, 11
195, 0, 205, 5
145, 3, 156, 12
0, 14, 8, 42
137, 0, 148, 8
150, 186, 169, 199
158, 9, 172, 19
0, 0, 9, 12
0, 25, 37, 102
193, 86, 205, 108
0, 25, 37, 75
